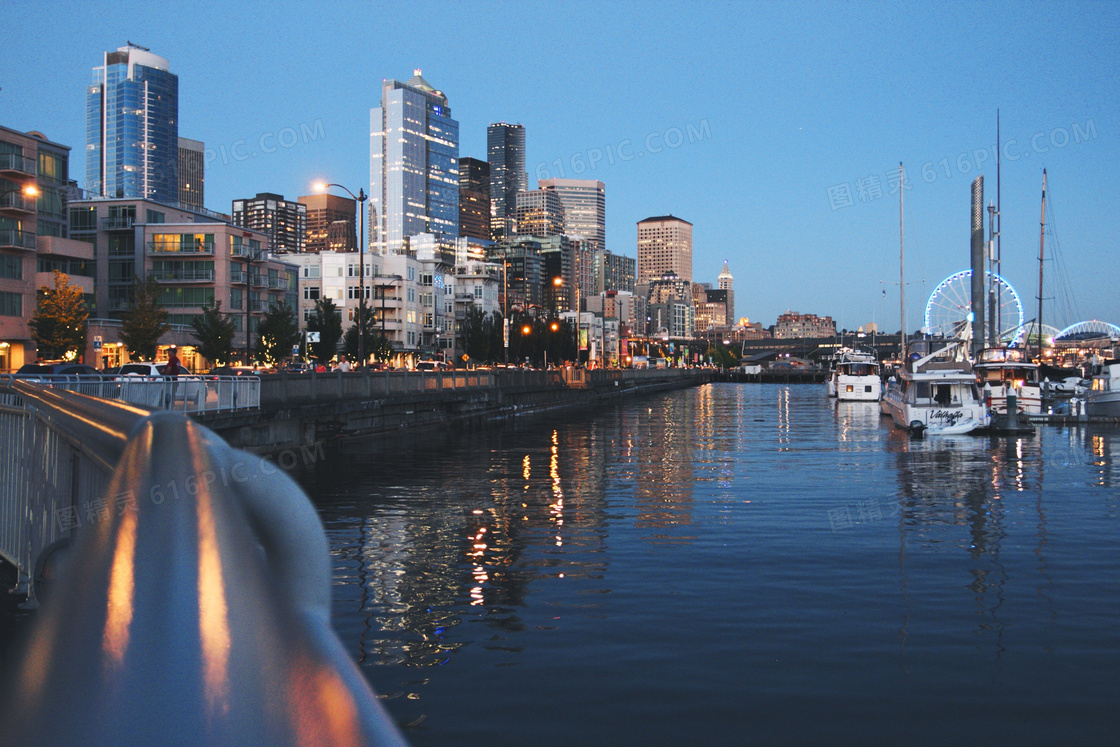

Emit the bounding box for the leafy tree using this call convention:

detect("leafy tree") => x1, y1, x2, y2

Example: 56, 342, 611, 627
190, 300, 236, 367
342, 301, 376, 364
488, 311, 505, 364
119, 276, 170, 361
367, 334, 393, 364
461, 304, 492, 363
29, 269, 89, 361
255, 302, 301, 366
306, 297, 342, 364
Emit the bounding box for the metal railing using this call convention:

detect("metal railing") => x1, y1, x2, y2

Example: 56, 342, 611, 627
148, 267, 216, 282
0, 228, 37, 250
0, 381, 407, 744
100, 215, 135, 230
0, 375, 261, 413
149, 241, 216, 255
0, 152, 36, 175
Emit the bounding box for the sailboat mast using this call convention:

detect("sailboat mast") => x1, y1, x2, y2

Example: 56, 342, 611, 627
996, 110, 1002, 341
1037, 169, 1047, 358
899, 162, 905, 358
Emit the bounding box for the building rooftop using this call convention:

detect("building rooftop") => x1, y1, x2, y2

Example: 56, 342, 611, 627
638, 215, 692, 225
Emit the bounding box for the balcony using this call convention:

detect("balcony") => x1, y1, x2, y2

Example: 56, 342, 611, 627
149, 241, 215, 256
230, 244, 267, 259
101, 216, 135, 230
267, 277, 285, 289
0, 229, 37, 250
0, 153, 36, 177
248, 299, 269, 312
0, 192, 36, 214
148, 268, 216, 283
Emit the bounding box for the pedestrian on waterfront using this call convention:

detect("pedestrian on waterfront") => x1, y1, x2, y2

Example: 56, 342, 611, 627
165, 346, 181, 379
337, 354, 351, 372
315, 361, 327, 373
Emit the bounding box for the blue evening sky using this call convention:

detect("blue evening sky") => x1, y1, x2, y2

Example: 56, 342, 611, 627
4, 0, 1117, 332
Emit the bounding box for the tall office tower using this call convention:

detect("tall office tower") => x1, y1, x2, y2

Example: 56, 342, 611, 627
539, 178, 605, 252
458, 157, 491, 241
487, 122, 526, 240
636, 215, 692, 284
178, 137, 204, 210
592, 250, 636, 294
717, 259, 734, 325
370, 70, 459, 255
515, 189, 564, 237
299, 193, 356, 253
86, 43, 178, 203
232, 193, 306, 253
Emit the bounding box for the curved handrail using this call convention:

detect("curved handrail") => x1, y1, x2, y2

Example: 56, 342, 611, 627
0, 390, 407, 745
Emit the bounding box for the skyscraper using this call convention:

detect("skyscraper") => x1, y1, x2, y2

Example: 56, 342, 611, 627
718, 260, 735, 324
458, 157, 491, 241
539, 178, 605, 253
299, 193, 356, 253
487, 122, 526, 240
232, 193, 306, 253
515, 189, 565, 237
370, 70, 459, 255
86, 43, 178, 203
178, 137, 204, 210
637, 215, 692, 284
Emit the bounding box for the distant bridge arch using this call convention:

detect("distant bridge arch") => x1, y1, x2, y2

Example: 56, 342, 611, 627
1054, 320, 1120, 341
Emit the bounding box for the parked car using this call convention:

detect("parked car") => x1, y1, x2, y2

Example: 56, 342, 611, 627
16, 362, 101, 376
117, 362, 205, 407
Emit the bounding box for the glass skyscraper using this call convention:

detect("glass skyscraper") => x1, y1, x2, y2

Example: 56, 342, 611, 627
486, 123, 526, 240
539, 178, 606, 253
86, 44, 179, 203
370, 70, 459, 255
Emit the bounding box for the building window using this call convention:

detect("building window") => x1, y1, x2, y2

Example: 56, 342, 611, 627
303, 286, 320, 300
146, 209, 165, 224
0, 255, 22, 280
0, 291, 22, 317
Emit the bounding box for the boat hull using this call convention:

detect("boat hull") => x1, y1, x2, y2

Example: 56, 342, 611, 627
1085, 390, 1120, 418
834, 374, 881, 401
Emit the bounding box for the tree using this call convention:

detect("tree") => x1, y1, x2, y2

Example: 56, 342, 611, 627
255, 302, 301, 366
461, 304, 492, 363
306, 298, 342, 364
342, 301, 376, 364
119, 276, 170, 361
29, 269, 89, 361
190, 300, 236, 367
487, 311, 505, 364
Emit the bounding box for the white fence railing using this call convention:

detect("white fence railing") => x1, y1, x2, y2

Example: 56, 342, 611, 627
0, 375, 261, 413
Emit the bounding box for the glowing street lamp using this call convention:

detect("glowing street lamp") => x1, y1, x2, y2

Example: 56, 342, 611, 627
314, 181, 367, 366
552, 276, 580, 363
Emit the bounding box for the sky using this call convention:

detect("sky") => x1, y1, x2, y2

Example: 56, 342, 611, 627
4, 0, 1118, 333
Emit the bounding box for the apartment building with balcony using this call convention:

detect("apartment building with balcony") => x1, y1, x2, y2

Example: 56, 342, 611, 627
1, 125, 93, 371
68, 194, 297, 366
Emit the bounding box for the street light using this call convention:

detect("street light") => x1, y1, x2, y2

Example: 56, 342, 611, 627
315, 181, 367, 367
0, 183, 38, 208
553, 276, 580, 364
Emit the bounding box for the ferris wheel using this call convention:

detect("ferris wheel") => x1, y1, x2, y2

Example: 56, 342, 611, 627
924, 270, 1025, 343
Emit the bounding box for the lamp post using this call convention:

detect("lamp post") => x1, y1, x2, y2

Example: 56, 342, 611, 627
0, 184, 38, 204
241, 240, 269, 365
553, 276, 580, 364
315, 182, 367, 367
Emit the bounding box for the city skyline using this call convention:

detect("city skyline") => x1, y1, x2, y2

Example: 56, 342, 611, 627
4, 1, 1118, 330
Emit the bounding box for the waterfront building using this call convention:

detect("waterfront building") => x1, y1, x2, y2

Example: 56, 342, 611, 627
637, 215, 692, 284
406, 233, 456, 355
1, 125, 93, 371
232, 193, 307, 254
487, 122, 526, 240
86, 43, 179, 204
177, 137, 204, 211
539, 178, 605, 253
370, 70, 459, 256
458, 157, 491, 241
591, 249, 635, 294
515, 189, 565, 238
489, 240, 544, 313
299, 193, 356, 254
773, 310, 836, 339
68, 193, 298, 367
693, 283, 731, 331
451, 259, 502, 360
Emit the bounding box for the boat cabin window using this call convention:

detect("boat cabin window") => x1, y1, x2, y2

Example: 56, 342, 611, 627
934, 385, 952, 405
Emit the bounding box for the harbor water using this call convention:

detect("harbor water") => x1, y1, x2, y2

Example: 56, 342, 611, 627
307, 382, 1120, 745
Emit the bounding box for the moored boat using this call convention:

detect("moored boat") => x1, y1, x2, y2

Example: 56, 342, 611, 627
1085, 361, 1120, 418
882, 346, 989, 436
974, 346, 1042, 414
828, 348, 881, 401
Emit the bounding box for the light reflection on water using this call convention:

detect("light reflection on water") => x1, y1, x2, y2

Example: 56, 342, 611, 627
304, 383, 1120, 746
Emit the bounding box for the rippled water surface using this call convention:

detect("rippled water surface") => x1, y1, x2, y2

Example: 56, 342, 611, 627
309, 382, 1120, 745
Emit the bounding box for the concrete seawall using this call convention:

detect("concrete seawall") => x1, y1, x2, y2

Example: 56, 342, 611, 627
196, 368, 710, 456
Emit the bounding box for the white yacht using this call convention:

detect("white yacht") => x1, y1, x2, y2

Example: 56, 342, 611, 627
974, 346, 1042, 414
882, 346, 990, 436
1085, 361, 1120, 418
827, 348, 881, 401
